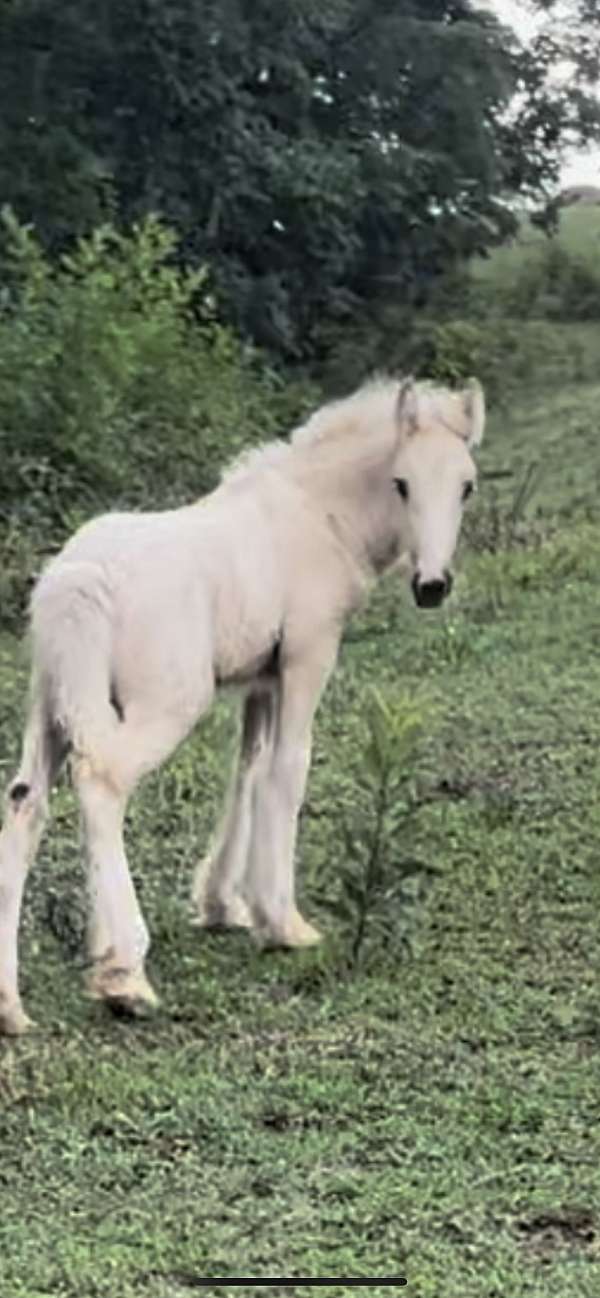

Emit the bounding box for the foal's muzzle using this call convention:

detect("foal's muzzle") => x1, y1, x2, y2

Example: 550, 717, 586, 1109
411, 571, 453, 609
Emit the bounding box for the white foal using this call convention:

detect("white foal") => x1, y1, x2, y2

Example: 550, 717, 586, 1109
0, 375, 485, 1034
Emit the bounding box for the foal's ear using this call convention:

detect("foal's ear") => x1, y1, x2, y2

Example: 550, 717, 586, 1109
461, 378, 485, 448
395, 376, 419, 438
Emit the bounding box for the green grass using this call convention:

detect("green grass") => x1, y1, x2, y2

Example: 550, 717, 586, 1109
2, 380, 600, 1296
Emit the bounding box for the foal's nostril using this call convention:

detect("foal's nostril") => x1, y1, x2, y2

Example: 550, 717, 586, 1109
412, 573, 452, 609
10, 781, 30, 806
421, 579, 446, 607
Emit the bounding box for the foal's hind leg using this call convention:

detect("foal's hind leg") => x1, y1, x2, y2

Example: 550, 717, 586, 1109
81, 678, 215, 1014
74, 763, 157, 1015
0, 701, 66, 1035
192, 690, 274, 930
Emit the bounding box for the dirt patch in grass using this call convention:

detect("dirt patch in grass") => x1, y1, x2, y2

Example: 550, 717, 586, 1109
516, 1206, 598, 1263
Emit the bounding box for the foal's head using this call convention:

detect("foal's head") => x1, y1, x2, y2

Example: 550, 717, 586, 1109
389, 377, 485, 608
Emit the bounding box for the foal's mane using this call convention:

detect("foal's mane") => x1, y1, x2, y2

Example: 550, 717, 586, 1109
221, 377, 397, 486
220, 376, 461, 487
290, 376, 399, 452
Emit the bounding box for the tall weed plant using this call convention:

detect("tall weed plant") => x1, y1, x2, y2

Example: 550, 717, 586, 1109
336, 687, 438, 971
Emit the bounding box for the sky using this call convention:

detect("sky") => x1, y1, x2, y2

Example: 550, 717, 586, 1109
486, 0, 600, 186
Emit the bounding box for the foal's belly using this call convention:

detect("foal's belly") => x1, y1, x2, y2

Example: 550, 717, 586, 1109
211, 547, 285, 688
213, 608, 283, 688
219, 637, 281, 689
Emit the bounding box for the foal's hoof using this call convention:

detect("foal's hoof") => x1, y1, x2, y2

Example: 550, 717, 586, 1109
191, 894, 253, 931
104, 989, 159, 1020
86, 967, 159, 1018
285, 916, 323, 948
260, 911, 323, 950
0, 1003, 35, 1037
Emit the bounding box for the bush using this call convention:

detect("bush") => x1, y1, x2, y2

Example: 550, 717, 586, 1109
0, 210, 316, 629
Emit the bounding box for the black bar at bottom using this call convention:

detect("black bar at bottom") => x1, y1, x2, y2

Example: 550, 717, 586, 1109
155, 1278, 407, 1289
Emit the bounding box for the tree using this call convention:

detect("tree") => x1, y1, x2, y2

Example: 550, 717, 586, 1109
0, 0, 598, 358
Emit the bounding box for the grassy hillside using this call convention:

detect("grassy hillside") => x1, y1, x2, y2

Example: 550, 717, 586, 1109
474, 203, 600, 282
1, 367, 600, 1296
319, 203, 600, 401
471, 204, 600, 322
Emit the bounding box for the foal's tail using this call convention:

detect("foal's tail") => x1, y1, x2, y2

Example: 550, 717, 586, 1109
28, 562, 120, 778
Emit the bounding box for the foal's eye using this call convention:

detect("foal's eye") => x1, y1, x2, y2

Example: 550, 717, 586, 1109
462, 480, 475, 502
394, 478, 409, 501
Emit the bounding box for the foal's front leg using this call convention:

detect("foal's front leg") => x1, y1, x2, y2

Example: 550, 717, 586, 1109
244, 642, 337, 947
191, 690, 274, 929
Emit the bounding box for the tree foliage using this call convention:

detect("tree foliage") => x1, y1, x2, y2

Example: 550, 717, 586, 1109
0, 0, 598, 357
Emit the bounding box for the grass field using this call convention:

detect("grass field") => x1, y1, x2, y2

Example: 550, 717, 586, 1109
471, 203, 600, 287
2, 374, 600, 1297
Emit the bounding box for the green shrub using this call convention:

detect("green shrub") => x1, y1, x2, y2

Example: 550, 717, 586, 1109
0, 210, 316, 630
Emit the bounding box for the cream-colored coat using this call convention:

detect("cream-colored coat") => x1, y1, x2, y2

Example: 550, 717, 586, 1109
0, 375, 485, 1034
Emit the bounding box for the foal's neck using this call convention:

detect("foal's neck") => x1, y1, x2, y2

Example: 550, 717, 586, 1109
289, 432, 400, 582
